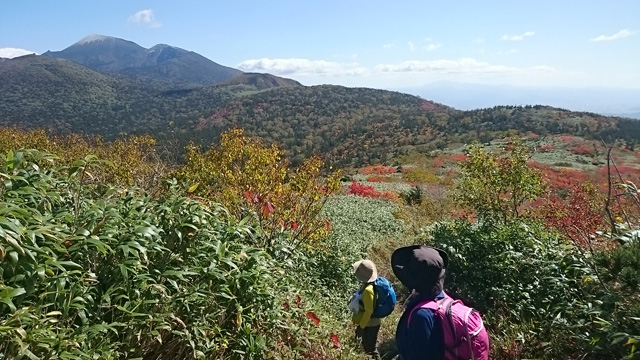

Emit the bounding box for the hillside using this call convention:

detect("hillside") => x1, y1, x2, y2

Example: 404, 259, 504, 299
222, 72, 303, 89
0, 55, 152, 134
2, 54, 640, 167
42, 34, 242, 86
0, 55, 240, 136
173, 88, 640, 166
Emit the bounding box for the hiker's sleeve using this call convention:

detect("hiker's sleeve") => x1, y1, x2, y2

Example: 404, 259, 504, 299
358, 285, 375, 329
405, 308, 436, 360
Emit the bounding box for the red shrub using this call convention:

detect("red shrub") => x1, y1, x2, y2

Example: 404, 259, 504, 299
532, 162, 591, 193
348, 180, 382, 198
538, 182, 607, 250
569, 145, 595, 156
538, 145, 555, 153
453, 154, 468, 162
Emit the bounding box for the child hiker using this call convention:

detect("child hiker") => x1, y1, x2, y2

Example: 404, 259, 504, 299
350, 259, 382, 360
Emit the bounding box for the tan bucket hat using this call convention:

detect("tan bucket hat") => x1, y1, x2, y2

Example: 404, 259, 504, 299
353, 259, 378, 283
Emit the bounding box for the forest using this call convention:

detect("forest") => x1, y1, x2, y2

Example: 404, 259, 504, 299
3, 55, 640, 168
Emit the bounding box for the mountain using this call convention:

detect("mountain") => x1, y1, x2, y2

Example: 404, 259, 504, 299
222, 73, 302, 90
0, 55, 161, 134
2, 54, 640, 167
399, 81, 640, 117
42, 34, 242, 86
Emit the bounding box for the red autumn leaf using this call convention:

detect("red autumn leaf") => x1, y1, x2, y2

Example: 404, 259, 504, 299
245, 190, 261, 204
306, 311, 320, 326
296, 295, 302, 308
262, 201, 274, 217
330, 334, 341, 348
325, 220, 330, 230
282, 302, 290, 310
290, 221, 298, 230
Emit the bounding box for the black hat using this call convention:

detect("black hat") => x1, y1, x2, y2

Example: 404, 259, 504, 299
391, 245, 449, 296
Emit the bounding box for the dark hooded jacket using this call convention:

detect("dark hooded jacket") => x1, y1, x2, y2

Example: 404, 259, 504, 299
392, 246, 448, 360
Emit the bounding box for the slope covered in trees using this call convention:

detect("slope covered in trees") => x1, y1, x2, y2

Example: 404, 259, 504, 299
2, 55, 640, 167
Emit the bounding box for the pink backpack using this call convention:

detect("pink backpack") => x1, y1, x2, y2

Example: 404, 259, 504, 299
408, 292, 489, 360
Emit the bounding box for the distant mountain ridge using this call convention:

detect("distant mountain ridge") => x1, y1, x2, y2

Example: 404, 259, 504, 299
401, 81, 640, 120
3, 39, 640, 167
42, 34, 242, 86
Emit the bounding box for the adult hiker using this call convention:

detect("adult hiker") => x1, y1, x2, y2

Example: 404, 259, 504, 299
350, 259, 385, 360
391, 245, 489, 360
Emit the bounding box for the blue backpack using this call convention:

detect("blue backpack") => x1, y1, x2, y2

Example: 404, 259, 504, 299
372, 277, 396, 318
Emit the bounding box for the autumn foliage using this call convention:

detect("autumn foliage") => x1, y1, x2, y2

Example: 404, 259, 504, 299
361, 165, 396, 175
539, 182, 607, 249
177, 129, 341, 251
0, 127, 164, 189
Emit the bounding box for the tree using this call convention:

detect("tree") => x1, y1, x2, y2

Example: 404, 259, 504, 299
456, 139, 546, 223
177, 129, 341, 252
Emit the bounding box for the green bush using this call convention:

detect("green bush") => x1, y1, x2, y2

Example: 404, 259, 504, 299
595, 241, 640, 359
421, 220, 609, 359
0, 149, 333, 359
400, 186, 423, 205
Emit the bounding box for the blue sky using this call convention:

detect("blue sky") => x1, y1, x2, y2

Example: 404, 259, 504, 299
2, 0, 639, 90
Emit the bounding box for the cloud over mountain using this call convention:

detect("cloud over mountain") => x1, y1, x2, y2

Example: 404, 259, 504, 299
128, 9, 162, 28
236, 58, 366, 76
0, 48, 36, 58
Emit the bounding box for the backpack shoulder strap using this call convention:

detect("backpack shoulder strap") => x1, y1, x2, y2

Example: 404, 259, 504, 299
406, 292, 450, 325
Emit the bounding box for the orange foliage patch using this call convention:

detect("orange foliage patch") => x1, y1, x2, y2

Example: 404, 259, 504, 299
362, 165, 397, 175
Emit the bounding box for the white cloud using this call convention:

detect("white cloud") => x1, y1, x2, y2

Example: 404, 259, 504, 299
128, 9, 162, 28
501, 31, 535, 41
474, 37, 485, 44
589, 29, 634, 42
382, 43, 394, 49
236, 57, 576, 88
236, 58, 366, 76
408, 41, 416, 52
376, 58, 518, 74
237, 57, 561, 80
0, 47, 36, 58
426, 43, 442, 51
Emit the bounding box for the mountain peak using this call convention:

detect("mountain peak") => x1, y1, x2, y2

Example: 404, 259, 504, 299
43, 34, 243, 86
149, 44, 177, 50
74, 34, 115, 46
